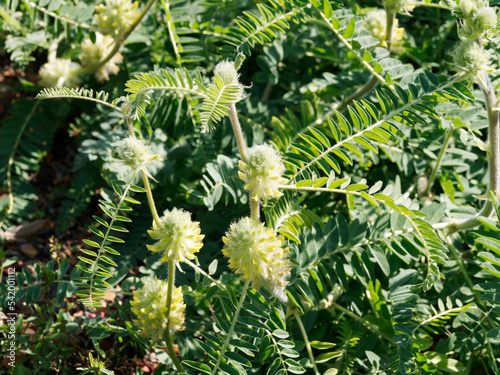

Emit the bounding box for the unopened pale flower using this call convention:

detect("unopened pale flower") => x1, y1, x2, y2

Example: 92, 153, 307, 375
473, 7, 497, 33
131, 278, 185, 340
38, 58, 82, 88
95, 0, 140, 39
222, 217, 291, 302
80, 32, 123, 82
214, 60, 240, 85
383, 0, 414, 15
451, 40, 492, 76
116, 137, 157, 172
147, 208, 204, 263
238, 144, 287, 204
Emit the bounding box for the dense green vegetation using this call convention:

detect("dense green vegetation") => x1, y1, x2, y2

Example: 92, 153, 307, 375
1, 0, 500, 374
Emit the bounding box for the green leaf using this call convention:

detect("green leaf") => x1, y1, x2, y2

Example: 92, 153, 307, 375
209, 259, 218, 275
369, 245, 391, 276
129, 185, 146, 193
310, 341, 336, 349
272, 329, 289, 339
182, 361, 211, 374
316, 351, 342, 363
343, 18, 355, 39
225, 351, 251, 367
89, 226, 104, 238
331, 17, 341, 30
83, 239, 100, 248
324, 0, 333, 18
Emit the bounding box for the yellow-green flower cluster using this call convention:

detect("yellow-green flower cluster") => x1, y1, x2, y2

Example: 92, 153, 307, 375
80, 32, 123, 82
238, 144, 287, 204
95, 0, 140, 39
131, 278, 186, 340
363, 9, 405, 53
147, 208, 204, 263
222, 217, 291, 302
38, 58, 82, 88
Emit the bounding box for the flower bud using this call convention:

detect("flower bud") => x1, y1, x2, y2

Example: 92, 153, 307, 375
458, 0, 477, 18
383, 0, 414, 15
451, 40, 492, 76
131, 278, 186, 340
473, 7, 497, 33
95, 0, 140, 39
214, 60, 240, 85
147, 208, 204, 263
238, 144, 287, 204
80, 32, 123, 82
222, 217, 291, 302
38, 58, 82, 88
116, 137, 154, 171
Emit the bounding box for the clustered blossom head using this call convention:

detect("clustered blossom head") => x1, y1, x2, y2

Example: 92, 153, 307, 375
95, 0, 140, 39
383, 0, 414, 15
130, 278, 185, 340
116, 137, 156, 172
222, 217, 291, 302
363, 9, 404, 52
38, 58, 82, 88
147, 208, 204, 263
238, 144, 287, 204
80, 32, 123, 82
451, 39, 492, 76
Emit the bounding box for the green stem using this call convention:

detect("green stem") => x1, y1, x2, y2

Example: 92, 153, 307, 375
163, 259, 184, 372
160, 0, 182, 66
250, 198, 260, 222
292, 309, 320, 375
423, 125, 454, 196
211, 277, 251, 375
228, 104, 261, 221
228, 104, 248, 162
340, 75, 379, 110
125, 116, 135, 139
450, 72, 499, 232
385, 12, 395, 51
141, 170, 161, 227
140, 156, 181, 371
184, 258, 226, 290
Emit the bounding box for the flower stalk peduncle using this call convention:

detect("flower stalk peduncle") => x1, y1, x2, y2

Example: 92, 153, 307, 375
292, 309, 320, 375
227, 103, 260, 221
164, 259, 184, 372
210, 278, 251, 375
